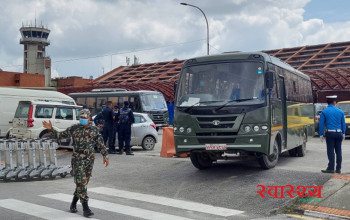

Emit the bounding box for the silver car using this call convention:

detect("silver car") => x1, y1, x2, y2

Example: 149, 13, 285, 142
93, 112, 158, 150
116, 112, 158, 150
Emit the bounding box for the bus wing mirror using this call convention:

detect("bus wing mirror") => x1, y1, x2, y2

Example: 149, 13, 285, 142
174, 82, 178, 99
266, 71, 274, 89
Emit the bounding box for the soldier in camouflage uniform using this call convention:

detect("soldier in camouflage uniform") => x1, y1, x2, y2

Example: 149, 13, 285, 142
43, 109, 109, 218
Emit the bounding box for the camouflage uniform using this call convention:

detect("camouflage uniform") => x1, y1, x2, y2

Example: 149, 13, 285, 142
52, 110, 108, 203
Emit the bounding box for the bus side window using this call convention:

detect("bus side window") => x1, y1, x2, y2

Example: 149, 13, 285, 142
86, 97, 96, 109
76, 97, 86, 106
129, 96, 140, 112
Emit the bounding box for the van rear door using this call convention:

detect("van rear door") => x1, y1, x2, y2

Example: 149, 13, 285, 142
12, 101, 32, 137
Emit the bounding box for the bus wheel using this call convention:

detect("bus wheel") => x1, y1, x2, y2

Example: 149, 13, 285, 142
258, 140, 279, 169
296, 132, 307, 157
190, 152, 212, 170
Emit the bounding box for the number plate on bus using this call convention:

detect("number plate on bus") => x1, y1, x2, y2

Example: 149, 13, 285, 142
205, 144, 227, 150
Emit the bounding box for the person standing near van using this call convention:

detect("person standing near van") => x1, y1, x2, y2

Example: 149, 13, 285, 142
117, 101, 135, 155
102, 101, 117, 154
93, 105, 106, 153
319, 95, 346, 174
42, 109, 109, 218
112, 105, 119, 150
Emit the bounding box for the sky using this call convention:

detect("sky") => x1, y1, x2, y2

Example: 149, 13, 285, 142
1, 0, 350, 79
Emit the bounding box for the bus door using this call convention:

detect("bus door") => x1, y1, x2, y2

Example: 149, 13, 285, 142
279, 76, 287, 148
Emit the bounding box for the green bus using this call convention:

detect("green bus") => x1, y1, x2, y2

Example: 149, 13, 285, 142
69, 89, 169, 128
174, 52, 314, 169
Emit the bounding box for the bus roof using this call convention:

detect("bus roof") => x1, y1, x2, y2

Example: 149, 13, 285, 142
69, 90, 162, 96
0, 87, 74, 100
184, 52, 310, 80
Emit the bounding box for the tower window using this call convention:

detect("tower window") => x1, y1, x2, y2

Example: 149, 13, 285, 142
37, 52, 42, 58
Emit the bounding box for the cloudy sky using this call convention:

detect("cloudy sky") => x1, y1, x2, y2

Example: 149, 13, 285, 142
1, 0, 350, 79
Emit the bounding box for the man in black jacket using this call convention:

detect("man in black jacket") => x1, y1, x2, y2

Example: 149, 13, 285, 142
117, 101, 135, 155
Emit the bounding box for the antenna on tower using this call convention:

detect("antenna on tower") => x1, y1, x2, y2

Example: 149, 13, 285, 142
133, 55, 140, 66
126, 57, 130, 66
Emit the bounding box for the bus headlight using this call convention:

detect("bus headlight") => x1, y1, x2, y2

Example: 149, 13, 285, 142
244, 125, 251, 133
253, 126, 259, 132
186, 128, 192, 133
174, 127, 177, 132
179, 127, 185, 133
261, 126, 268, 130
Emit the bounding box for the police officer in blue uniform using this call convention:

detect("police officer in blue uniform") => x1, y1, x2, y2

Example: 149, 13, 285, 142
319, 95, 346, 174
117, 101, 135, 155
112, 105, 119, 150
102, 101, 117, 154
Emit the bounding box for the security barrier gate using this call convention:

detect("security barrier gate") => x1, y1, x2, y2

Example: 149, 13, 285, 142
0, 138, 71, 182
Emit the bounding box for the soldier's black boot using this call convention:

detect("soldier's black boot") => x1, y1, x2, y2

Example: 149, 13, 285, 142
70, 196, 79, 213
82, 201, 94, 217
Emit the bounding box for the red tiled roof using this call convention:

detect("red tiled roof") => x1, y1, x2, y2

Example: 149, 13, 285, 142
58, 80, 175, 102
60, 41, 350, 102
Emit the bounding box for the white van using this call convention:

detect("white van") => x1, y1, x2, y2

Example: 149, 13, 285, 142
10, 101, 82, 145
0, 87, 75, 138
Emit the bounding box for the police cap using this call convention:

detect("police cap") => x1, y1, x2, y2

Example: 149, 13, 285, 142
124, 100, 129, 105
326, 95, 337, 102
114, 105, 119, 109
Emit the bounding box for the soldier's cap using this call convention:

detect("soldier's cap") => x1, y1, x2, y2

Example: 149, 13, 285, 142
79, 109, 91, 118
124, 100, 129, 105
114, 105, 119, 108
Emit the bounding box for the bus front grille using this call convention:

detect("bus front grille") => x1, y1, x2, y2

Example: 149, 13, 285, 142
152, 114, 164, 123
196, 132, 237, 136
199, 124, 234, 129
198, 138, 236, 144
197, 116, 237, 122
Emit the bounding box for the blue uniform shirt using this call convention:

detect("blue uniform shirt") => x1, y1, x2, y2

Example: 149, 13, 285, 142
319, 105, 346, 136
102, 107, 114, 126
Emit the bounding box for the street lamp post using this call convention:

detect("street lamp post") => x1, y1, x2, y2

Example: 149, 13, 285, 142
180, 2, 209, 55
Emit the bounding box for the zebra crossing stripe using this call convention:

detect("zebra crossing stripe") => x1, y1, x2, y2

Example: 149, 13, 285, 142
89, 187, 243, 217
41, 193, 194, 220
0, 199, 98, 220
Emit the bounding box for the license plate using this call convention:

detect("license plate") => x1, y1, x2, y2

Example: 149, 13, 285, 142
205, 144, 227, 150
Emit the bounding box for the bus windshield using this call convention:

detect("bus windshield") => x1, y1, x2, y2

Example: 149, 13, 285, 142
176, 61, 266, 107
141, 93, 167, 111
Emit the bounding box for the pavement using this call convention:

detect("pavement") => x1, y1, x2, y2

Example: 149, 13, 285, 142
290, 172, 350, 219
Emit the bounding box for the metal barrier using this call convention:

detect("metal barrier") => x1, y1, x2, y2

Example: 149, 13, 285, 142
0, 138, 71, 182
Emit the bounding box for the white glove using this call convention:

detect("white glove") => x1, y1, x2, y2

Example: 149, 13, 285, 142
320, 136, 325, 143
343, 134, 346, 141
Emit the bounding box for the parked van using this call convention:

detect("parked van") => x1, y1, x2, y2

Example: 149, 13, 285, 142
9, 101, 82, 145
0, 87, 75, 138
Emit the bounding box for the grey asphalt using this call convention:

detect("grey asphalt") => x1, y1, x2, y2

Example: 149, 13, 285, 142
0, 132, 349, 219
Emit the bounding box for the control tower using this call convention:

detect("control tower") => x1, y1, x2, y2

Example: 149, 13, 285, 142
20, 24, 51, 87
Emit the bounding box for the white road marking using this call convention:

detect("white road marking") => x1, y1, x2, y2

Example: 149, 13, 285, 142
41, 193, 194, 220
0, 199, 98, 220
89, 186, 244, 217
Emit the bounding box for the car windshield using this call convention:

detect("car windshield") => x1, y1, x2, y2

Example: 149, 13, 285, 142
141, 94, 167, 111
176, 61, 265, 107
337, 103, 350, 115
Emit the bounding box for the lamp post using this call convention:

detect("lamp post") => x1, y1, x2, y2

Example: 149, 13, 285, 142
180, 3, 209, 55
